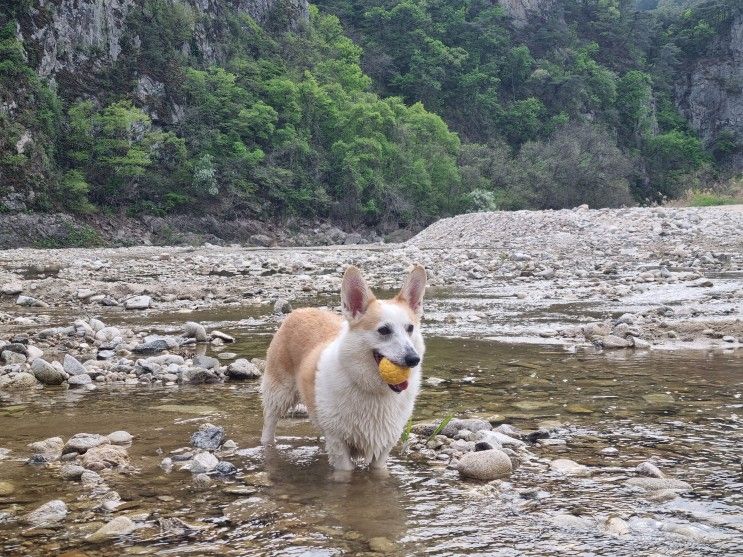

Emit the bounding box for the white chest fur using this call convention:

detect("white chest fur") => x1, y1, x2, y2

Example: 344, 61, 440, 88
314, 340, 420, 462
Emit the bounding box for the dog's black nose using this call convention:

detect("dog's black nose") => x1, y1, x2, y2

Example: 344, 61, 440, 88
404, 354, 421, 367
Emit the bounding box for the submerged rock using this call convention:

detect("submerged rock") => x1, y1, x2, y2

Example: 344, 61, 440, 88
625, 477, 692, 492
549, 459, 591, 477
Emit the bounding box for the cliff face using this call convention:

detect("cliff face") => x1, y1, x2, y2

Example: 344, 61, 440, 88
18, 0, 308, 79
675, 13, 742, 166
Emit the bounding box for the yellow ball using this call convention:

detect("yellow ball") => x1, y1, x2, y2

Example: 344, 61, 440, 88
378, 357, 410, 385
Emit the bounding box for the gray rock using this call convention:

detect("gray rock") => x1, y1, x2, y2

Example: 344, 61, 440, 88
107, 431, 133, 445
599, 335, 632, 349
550, 513, 594, 531
636, 461, 665, 478
549, 458, 591, 477
186, 451, 219, 473
2, 350, 27, 365
25, 345, 44, 362
68, 373, 92, 387
210, 330, 235, 343
625, 477, 691, 492
24, 500, 68, 526
273, 298, 292, 314
28, 437, 64, 460
60, 464, 86, 480
193, 354, 219, 369
4, 372, 38, 390
227, 358, 261, 380
182, 367, 220, 384
16, 295, 48, 308
476, 429, 526, 448
1, 282, 23, 295
456, 449, 512, 480
63, 433, 110, 454
63, 354, 87, 375
87, 516, 136, 542
214, 461, 237, 475
183, 321, 208, 342
31, 358, 66, 385
132, 339, 169, 354
124, 295, 151, 310
190, 423, 224, 450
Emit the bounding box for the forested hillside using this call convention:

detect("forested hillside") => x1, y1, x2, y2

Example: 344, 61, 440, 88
0, 0, 740, 232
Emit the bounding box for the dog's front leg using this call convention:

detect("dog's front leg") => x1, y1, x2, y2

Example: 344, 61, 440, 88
325, 435, 354, 471
370, 447, 391, 471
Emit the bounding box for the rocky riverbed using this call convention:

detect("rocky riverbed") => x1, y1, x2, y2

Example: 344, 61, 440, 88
0, 206, 741, 555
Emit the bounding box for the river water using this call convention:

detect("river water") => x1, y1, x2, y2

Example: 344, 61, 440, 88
1, 312, 741, 556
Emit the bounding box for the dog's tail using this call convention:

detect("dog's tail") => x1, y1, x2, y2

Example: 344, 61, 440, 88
260, 353, 299, 446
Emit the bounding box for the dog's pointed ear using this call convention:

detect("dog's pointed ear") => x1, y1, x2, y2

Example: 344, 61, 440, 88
396, 264, 426, 317
341, 266, 375, 320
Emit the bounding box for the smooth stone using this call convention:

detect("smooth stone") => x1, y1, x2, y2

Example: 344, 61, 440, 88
63, 354, 87, 375
211, 330, 235, 343
183, 322, 208, 342
31, 359, 66, 385
457, 449, 512, 480
124, 295, 151, 310
273, 298, 292, 314
16, 295, 48, 308
60, 464, 86, 480
549, 459, 591, 477
550, 513, 594, 531
636, 461, 665, 478
226, 358, 261, 380
68, 374, 92, 387
476, 430, 525, 448
28, 437, 63, 459
86, 516, 136, 542
187, 451, 219, 473
107, 431, 133, 445
63, 433, 110, 454
24, 500, 68, 526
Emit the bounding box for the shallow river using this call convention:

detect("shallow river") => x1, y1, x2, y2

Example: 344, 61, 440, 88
1, 320, 742, 556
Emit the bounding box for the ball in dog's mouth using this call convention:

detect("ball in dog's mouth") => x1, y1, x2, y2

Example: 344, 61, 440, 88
375, 352, 410, 393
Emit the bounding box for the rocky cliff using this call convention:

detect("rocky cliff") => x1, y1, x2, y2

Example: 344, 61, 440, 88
19, 0, 308, 80
675, 11, 743, 167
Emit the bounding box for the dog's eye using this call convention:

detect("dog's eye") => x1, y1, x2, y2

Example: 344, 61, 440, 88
377, 325, 392, 336
406, 324, 414, 334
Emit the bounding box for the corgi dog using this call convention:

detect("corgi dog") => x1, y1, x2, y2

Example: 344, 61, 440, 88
260, 264, 426, 471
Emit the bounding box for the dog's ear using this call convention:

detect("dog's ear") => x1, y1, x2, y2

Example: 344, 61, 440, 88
396, 264, 426, 317
341, 265, 375, 320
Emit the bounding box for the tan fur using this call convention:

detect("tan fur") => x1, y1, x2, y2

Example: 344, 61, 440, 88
264, 307, 343, 416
